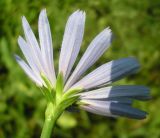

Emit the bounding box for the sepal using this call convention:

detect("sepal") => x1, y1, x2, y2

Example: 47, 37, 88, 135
56, 73, 64, 100
63, 87, 83, 99
41, 72, 53, 91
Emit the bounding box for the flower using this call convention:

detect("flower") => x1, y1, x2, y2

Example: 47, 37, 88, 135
15, 9, 150, 120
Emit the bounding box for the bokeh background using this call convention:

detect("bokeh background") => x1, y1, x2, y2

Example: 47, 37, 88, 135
0, 0, 160, 138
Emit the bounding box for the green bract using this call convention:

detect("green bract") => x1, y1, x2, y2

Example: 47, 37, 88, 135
41, 72, 82, 113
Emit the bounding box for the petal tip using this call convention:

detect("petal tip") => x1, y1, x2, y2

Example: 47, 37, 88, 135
40, 8, 47, 16
14, 54, 21, 61
22, 16, 27, 22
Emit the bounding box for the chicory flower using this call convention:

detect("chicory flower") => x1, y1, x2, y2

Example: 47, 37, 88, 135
15, 9, 150, 136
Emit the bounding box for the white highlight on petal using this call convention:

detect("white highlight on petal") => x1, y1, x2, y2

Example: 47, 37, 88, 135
59, 10, 86, 81
65, 28, 112, 91
38, 9, 56, 85
71, 58, 140, 90
79, 86, 150, 100
15, 55, 43, 86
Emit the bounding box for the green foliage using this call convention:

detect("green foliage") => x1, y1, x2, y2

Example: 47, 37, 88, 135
0, 0, 159, 137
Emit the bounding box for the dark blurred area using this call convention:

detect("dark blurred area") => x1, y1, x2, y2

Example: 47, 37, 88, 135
0, 0, 160, 137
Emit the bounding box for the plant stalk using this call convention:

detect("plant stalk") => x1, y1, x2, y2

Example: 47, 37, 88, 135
40, 103, 63, 138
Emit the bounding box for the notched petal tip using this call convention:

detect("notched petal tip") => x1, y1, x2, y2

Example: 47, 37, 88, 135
105, 28, 112, 43
101, 27, 112, 37
70, 10, 86, 19
107, 29, 115, 42
105, 27, 112, 32
18, 35, 24, 44
22, 16, 27, 23
39, 8, 47, 17
41, 8, 47, 12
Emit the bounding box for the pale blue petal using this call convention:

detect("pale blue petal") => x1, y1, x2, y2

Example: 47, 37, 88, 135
22, 16, 46, 75
38, 9, 56, 85
15, 55, 43, 86
71, 58, 139, 90
80, 99, 147, 119
79, 86, 150, 100
18, 36, 40, 74
65, 28, 112, 91
59, 10, 86, 81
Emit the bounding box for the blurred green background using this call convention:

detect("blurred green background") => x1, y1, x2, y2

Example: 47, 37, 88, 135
0, 0, 160, 138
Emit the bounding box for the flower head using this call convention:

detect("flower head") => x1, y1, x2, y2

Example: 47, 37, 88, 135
15, 9, 150, 120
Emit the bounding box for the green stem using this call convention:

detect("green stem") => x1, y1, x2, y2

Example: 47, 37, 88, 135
40, 103, 63, 138
40, 116, 56, 138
